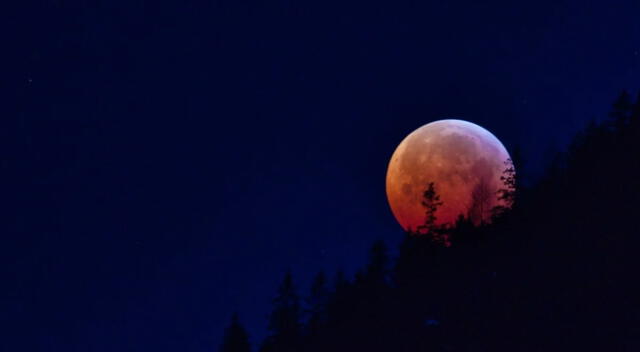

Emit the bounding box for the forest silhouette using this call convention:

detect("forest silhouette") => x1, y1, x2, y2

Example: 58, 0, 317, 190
221, 91, 640, 351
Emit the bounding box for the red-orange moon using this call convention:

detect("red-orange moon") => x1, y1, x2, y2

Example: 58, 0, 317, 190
386, 119, 512, 231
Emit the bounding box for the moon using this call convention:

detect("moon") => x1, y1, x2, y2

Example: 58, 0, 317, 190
386, 119, 512, 232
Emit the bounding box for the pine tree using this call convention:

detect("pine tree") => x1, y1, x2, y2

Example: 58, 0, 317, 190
469, 177, 492, 225
306, 271, 329, 336
260, 272, 302, 352
609, 90, 633, 130
492, 158, 517, 219
220, 313, 251, 352
630, 91, 640, 134
417, 182, 444, 240
633, 91, 640, 120
498, 158, 516, 206
364, 240, 389, 286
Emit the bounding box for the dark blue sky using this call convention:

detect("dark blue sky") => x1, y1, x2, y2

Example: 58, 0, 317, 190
4, 1, 640, 350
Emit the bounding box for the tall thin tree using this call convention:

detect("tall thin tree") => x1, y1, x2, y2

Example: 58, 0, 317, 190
220, 313, 251, 352
492, 158, 517, 219
418, 182, 444, 237
306, 271, 329, 336
260, 272, 302, 352
469, 177, 492, 225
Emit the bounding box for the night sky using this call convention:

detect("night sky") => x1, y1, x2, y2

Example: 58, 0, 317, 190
4, 1, 640, 350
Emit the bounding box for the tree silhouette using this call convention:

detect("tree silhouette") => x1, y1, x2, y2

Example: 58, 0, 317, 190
305, 271, 329, 337
260, 272, 302, 352
498, 159, 516, 206
363, 240, 389, 286
632, 91, 640, 120
609, 90, 633, 130
417, 182, 444, 242
225, 91, 640, 352
492, 158, 517, 219
220, 313, 251, 352
469, 177, 492, 225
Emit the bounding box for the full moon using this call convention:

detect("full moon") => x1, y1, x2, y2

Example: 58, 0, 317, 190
386, 119, 512, 232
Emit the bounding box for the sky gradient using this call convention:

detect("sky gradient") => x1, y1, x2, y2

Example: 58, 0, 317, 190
4, 1, 640, 350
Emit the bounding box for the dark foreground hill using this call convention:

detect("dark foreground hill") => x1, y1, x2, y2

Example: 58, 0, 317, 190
223, 91, 640, 352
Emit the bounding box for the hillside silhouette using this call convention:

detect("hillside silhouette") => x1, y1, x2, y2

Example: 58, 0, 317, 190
222, 91, 640, 352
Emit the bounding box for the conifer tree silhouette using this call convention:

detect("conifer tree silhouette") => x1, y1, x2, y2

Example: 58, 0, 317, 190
363, 240, 389, 286
417, 182, 444, 242
260, 272, 301, 352
632, 91, 640, 120
497, 159, 516, 206
469, 177, 492, 225
220, 313, 251, 352
492, 158, 517, 219
228, 91, 640, 352
610, 90, 633, 129
305, 271, 328, 337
